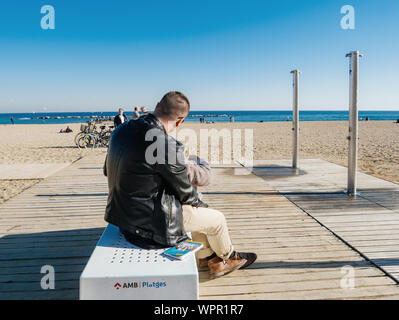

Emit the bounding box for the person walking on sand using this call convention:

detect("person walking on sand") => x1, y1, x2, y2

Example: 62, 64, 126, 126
104, 91, 257, 278
113, 108, 128, 127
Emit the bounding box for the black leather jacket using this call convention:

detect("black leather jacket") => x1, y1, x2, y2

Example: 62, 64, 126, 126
104, 114, 202, 247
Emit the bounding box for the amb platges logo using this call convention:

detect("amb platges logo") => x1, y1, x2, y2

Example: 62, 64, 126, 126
114, 281, 167, 290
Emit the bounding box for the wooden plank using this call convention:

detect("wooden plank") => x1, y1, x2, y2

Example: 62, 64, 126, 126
200, 277, 396, 296
200, 285, 399, 300
0, 289, 78, 300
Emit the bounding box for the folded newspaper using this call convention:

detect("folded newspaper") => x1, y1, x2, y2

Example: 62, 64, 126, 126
162, 240, 203, 260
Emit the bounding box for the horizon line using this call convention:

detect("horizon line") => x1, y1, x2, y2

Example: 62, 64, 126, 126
2, 109, 399, 114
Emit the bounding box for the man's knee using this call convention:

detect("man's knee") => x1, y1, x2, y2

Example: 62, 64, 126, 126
204, 209, 227, 235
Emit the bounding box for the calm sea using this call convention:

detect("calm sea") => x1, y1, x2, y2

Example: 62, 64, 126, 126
1, 110, 399, 125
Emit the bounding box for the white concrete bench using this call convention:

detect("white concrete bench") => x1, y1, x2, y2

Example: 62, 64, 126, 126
80, 224, 199, 300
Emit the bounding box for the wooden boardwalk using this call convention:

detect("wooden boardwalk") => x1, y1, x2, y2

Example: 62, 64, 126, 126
1, 155, 399, 299
248, 159, 399, 286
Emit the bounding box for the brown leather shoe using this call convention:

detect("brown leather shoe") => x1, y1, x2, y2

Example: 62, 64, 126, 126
236, 252, 257, 269
208, 253, 247, 278
197, 258, 209, 271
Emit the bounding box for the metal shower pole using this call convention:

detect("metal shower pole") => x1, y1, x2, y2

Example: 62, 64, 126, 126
291, 70, 301, 169
346, 51, 363, 196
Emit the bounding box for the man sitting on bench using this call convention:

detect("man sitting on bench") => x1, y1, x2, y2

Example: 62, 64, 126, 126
104, 91, 257, 278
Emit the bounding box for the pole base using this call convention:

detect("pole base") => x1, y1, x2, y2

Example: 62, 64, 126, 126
346, 190, 359, 198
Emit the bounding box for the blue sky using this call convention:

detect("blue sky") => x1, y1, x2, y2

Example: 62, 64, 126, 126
0, 0, 398, 112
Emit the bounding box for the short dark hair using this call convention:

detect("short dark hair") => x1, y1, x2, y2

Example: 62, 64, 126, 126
155, 91, 190, 120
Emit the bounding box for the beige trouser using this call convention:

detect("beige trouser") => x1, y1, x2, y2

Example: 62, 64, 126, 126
182, 205, 234, 260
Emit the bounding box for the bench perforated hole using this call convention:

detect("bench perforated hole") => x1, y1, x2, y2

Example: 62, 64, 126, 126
107, 233, 171, 264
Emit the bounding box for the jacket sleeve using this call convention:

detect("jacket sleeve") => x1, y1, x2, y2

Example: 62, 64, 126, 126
186, 155, 212, 187
154, 137, 201, 206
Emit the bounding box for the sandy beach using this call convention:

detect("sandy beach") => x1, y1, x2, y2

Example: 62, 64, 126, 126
0, 121, 398, 203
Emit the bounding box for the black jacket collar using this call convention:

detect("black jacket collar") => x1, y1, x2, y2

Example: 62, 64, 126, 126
145, 113, 167, 134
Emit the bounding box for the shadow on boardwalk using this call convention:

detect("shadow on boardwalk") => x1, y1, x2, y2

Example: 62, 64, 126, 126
0, 228, 104, 300
4, 227, 399, 299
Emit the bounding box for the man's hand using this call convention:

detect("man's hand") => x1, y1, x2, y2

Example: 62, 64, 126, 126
193, 200, 209, 208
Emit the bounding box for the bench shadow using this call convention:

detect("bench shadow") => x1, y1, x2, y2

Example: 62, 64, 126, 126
0, 228, 105, 300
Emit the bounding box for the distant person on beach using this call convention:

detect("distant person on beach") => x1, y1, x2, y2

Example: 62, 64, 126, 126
59, 126, 73, 133
113, 108, 128, 127
104, 91, 256, 277
10, 116, 14, 125
132, 107, 140, 120
139, 106, 148, 118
